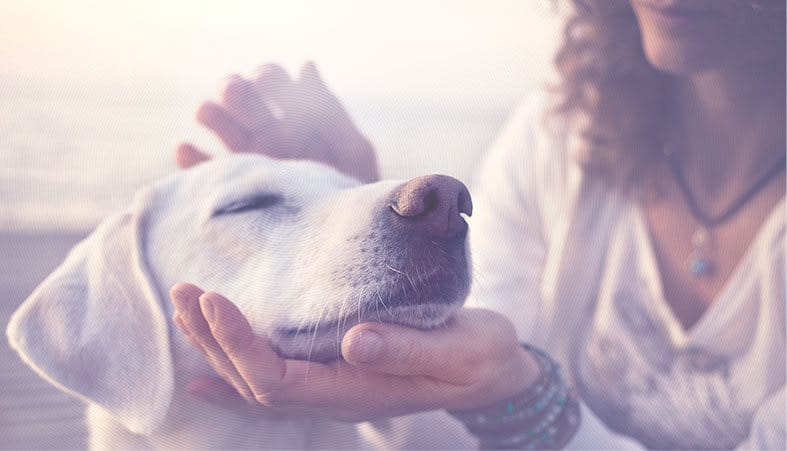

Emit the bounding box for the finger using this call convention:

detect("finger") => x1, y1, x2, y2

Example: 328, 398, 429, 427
286, 62, 343, 160
186, 375, 252, 411
175, 143, 211, 169
294, 61, 368, 163
220, 75, 280, 135
251, 63, 294, 106
219, 76, 294, 159
170, 283, 210, 356
296, 61, 342, 123
173, 311, 207, 353
340, 142, 380, 183
296, 61, 351, 122
170, 284, 256, 402
196, 101, 252, 152
186, 375, 280, 418
197, 292, 287, 397
298, 60, 328, 92
252, 356, 456, 418
251, 64, 302, 156
341, 309, 519, 383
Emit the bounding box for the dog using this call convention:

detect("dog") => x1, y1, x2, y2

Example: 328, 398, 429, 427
6, 154, 473, 449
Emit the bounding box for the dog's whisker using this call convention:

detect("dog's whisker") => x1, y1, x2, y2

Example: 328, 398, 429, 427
356, 286, 365, 327
376, 290, 394, 316
336, 292, 351, 363
305, 298, 330, 382
386, 263, 419, 295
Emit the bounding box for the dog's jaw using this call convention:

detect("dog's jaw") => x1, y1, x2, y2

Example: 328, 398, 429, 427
270, 249, 471, 363
271, 299, 466, 363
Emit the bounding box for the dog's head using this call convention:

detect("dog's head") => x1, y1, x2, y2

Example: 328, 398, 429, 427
7, 154, 472, 434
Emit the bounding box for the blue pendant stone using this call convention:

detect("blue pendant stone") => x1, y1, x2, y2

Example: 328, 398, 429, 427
690, 258, 710, 276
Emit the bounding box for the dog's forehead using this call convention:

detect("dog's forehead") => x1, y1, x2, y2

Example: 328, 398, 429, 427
180, 155, 359, 200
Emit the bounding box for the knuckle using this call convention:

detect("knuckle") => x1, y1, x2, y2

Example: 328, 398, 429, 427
253, 390, 283, 408
224, 327, 255, 359
400, 343, 428, 368
238, 388, 256, 404
486, 335, 517, 361
456, 341, 519, 387
458, 345, 486, 370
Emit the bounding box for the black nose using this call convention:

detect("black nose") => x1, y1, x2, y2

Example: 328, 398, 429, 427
390, 175, 472, 238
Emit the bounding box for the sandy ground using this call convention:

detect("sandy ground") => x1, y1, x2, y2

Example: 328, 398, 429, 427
0, 231, 89, 449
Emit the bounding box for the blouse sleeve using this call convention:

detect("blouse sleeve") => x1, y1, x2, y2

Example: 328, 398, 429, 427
735, 387, 786, 450
467, 96, 647, 449
464, 96, 552, 343
464, 96, 787, 450
566, 385, 786, 449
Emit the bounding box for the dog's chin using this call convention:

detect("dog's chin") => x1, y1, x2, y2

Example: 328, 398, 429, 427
271, 299, 464, 364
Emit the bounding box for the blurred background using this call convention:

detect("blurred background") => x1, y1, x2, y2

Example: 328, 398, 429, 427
1, 0, 561, 447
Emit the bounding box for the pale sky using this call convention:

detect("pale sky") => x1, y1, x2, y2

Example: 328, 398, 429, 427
0, 0, 565, 230
1, 0, 561, 100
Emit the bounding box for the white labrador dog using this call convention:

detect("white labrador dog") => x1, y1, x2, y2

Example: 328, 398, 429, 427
6, 154, 473, 449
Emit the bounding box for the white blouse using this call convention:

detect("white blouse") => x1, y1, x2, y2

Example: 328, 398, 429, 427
459, 94, 786, 449
360, 95, 784, 449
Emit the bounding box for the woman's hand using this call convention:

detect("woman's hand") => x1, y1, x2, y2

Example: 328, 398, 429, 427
176, 62, 380, 183
170, 283, 541, 422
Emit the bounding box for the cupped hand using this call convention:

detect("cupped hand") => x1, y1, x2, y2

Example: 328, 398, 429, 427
170, 283, 541, 422
177, 62, 379, 183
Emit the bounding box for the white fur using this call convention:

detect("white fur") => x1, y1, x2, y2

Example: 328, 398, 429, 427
6, 154, 470, 449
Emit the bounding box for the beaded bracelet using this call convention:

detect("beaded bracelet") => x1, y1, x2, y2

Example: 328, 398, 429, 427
450, 345, 557, 428
448, 343, 582, 449
482, 396, 581, 450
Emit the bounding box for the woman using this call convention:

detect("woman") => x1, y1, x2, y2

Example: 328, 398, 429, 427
171, 0, 785, 448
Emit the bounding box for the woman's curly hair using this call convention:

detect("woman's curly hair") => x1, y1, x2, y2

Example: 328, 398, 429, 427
549, 0, 785, 193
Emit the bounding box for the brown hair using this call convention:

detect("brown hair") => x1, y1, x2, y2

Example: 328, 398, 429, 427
549, 0, 784, 192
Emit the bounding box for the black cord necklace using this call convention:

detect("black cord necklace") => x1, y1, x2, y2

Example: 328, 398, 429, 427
664, 147, 786, 277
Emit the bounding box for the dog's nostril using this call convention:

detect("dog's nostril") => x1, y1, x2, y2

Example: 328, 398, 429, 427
423, 190, 439, 214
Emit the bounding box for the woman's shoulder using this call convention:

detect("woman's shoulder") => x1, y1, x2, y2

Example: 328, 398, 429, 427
470, 91, 586, 231
475, 91, 572, 176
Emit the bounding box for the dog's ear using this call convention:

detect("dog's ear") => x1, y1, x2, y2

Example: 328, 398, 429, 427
6, 209, 174, 434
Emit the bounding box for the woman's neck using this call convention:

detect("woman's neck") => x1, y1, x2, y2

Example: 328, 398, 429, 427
669, 57, 785, 204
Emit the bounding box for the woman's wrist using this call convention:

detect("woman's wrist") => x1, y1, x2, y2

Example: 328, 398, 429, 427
447, 344, 582, 449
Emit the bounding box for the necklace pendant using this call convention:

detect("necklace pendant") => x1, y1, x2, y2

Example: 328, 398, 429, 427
689, 227, 715, 278
689, 256, 714, 277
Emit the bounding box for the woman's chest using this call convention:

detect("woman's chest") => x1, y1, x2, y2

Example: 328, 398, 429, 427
563, 200, 786, 448
640, 174, 785, 330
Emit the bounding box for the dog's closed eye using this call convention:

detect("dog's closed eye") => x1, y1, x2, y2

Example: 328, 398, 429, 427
213, 194, 283, 216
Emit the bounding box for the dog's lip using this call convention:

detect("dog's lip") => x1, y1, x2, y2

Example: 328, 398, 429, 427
270, 301, 459, 362
270, 265, 469, 362
273, 300, 460, 337
278, 263, 469, 335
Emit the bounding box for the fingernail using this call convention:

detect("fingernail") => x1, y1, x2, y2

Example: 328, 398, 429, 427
348, 330, 384, 363
200, 296, 215, 323
172, 314, 189, 335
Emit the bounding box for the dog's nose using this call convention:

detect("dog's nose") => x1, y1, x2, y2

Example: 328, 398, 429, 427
390, 175, 473, 238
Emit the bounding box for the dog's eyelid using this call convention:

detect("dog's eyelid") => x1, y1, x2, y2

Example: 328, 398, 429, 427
213, 193, 283, 216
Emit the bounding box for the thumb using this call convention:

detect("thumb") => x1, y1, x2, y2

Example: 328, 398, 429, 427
341, 322, 469, 382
